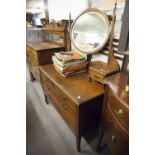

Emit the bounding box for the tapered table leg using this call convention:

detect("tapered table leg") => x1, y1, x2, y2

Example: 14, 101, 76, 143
30, 72, 35, 82
96, 132, 103, 152
44, 94, 49, 104
76, 134, 81, 152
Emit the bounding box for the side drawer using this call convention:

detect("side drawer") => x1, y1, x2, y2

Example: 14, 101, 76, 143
26, 47, 32, 57
88, 68, 105, 80
31, 60, 40, 81
104, 105, 129, 155
27, 47, 38, 61
108, 91, 129, 131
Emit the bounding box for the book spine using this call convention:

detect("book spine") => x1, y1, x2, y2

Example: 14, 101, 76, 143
54, 64, 87, 77
64, 69, 87, 77
56, 52, 84, 62
63, 62, 87, 73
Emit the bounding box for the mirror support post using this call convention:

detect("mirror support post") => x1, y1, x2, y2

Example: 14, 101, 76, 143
86, 53, 92, 69
87, 54, 92, 66
87, 54, 92, 82
87, 54, 92, 62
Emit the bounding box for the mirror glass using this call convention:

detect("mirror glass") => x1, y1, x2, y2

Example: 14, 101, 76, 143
71, 8, 110, 54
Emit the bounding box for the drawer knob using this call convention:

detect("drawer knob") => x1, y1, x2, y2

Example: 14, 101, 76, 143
112, 135, 116, 143
115, 109, 124, 116
77, 96, 81, 99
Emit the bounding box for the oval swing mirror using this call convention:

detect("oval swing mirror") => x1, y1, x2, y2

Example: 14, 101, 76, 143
70, 8, 110, 54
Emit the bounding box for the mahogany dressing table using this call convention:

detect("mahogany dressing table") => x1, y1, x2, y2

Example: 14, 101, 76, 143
38, 6, 126, 152
39, 8, 111, 151
39, 64, 104, 151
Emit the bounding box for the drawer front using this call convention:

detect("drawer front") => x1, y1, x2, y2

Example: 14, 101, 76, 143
27, 47, 38, 61
26, 47, 33, 57
104, 106, 129, 155
31, 61, 40, 81
27, 47, 40, 81
49, 95, 76, 134
108, 91, 129, 131
40, 72, 77, 132
88, 68, 105, 80
42, 77, 55, 93
34, 67, 40, 81
26, 47, 31, 57
41, 74, 76, 111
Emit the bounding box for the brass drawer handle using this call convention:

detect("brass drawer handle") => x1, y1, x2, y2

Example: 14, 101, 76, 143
115, 109, 124, 116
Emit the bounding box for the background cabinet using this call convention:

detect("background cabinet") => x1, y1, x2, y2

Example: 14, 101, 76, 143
26, 43, 65, 82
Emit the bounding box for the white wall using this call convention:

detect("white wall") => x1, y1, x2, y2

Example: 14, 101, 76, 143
92, 0, 126, 39
47, 0, 87, 21
100, 0, 125, 10
26, 0, 44, 9
26, 0, 45, 18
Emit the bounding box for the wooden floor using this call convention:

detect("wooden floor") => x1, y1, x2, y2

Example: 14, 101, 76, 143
26, 65, 112, 155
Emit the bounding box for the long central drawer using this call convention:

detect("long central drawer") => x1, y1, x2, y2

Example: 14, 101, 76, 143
40, 71, 77, 133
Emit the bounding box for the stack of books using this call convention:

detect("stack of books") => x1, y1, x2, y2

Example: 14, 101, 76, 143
52, 51, 87, 77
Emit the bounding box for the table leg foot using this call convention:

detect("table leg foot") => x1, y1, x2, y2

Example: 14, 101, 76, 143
30, 72, 35, 82
44, 94, 49, 104
76, 135, 81, 152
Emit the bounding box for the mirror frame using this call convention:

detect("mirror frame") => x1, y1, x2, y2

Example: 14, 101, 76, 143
70, 8, 110, 54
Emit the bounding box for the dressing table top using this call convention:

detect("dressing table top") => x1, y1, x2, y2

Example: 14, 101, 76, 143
39, 64, 104, 105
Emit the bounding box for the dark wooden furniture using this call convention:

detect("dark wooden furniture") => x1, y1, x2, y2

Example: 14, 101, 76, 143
26, 42, 65, 82
96, 71, 129, 155
26, 22, 71, 82
39, 64, 104, 151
